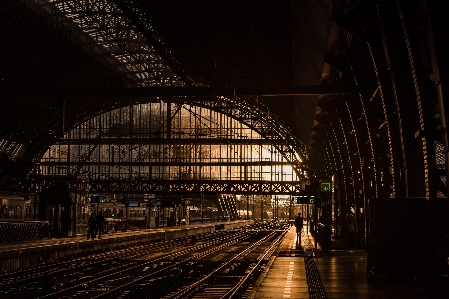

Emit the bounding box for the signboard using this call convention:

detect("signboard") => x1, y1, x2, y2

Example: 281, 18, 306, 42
91, 196, 106, 203
126, 200, 139, 207
320, 182, 331, 192
296, 197, 315, 204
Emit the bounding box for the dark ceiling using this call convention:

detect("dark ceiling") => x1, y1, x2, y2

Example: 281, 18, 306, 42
132, 0, 332, 146
0, 0, 332, 166
134, 0, 294, 87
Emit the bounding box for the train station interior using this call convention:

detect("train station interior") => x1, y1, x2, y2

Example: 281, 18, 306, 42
1, 0, 448, 298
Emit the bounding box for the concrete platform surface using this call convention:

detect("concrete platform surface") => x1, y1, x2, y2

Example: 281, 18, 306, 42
250, 226, 447, 299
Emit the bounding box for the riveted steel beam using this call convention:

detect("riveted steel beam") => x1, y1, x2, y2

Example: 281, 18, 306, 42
38, 161, 295, 167
54, 137, 296, 145
2, 84, 355, 98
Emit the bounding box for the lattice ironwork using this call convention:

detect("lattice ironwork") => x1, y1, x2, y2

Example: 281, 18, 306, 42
84, 179, 305, 195
39, 102, 307, 195
19, 0, 186, 87
186, 97, 306, 171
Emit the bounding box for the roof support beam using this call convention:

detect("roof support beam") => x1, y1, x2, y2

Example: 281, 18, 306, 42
2, 84, 355, 98
38, 161, 295, 167
54, 137, 296, 145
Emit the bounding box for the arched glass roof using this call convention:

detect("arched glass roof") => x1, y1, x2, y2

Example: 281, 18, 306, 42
40, 102, 304, 186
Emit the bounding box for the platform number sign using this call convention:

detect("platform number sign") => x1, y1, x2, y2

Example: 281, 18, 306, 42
296, 197, 315, 204
321, 182, 331, 192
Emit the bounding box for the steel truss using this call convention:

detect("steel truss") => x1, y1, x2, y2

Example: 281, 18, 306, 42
311, 0, 448, 254
39, 161, 294, 167
41, 101, 307, 195
184, 97, 306, 172
2, 85, 354, 97
18, 0, 185, 86
85, 179, 305, 195
54, 138, 296, 146
12, 0, 312, 197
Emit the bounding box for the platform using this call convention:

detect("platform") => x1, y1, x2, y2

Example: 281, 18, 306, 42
0, 220, 253, 272
249, 226, 448, 299
1, 223, 447, 299
249, 225, 310, 299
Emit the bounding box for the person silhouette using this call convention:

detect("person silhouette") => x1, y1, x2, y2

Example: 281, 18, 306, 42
294, 212, 304, 246
87, 212, 96, 240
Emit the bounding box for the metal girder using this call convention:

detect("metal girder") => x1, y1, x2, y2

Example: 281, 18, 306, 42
54, 137, 296, 145
112, 0, 192, 85
38, 161, 295, 167
84, 179, 306, 195
1, 84, 355, 98
17, 0, 183, 87
190, 99, 307, 171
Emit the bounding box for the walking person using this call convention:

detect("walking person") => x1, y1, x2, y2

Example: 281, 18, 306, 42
95, 211, 105, 239
345, 211, 358, 252
294, 212, 304, 246
87, 212, 96, 240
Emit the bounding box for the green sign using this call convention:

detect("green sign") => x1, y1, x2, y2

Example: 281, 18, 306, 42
296, 197, 315, 204
320, 182, 331, 192
91, 195, 106, 203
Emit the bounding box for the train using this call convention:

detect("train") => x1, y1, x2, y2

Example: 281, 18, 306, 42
86, 202, 146, 221
0, 197, 31, 221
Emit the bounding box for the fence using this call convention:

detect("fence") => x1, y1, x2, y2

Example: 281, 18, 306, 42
0, 221, 51, 243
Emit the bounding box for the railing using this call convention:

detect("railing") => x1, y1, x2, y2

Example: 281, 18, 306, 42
0, 221, 51, 243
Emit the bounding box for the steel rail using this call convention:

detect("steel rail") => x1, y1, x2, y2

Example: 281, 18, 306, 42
0, 232, 195, 289
34, 231, 248, 299
164, 231, 278, 299
90, 230, 257, 299
222, 229, 288, 299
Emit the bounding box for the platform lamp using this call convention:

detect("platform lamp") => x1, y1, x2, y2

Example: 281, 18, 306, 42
201, 194, 204, 223
246, 195, 249, 220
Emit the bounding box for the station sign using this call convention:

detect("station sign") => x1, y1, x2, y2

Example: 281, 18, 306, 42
125, 200, 139, 207
296, 197, 315, 204
320, 182, 331, 192
90, 195, 106, 203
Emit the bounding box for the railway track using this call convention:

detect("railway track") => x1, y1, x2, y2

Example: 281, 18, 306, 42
0, 220, 291, 299
163, 229, 287, 299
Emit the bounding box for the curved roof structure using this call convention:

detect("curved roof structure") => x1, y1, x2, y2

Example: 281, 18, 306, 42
0, 0, 329, 184
0, 0, 448, 202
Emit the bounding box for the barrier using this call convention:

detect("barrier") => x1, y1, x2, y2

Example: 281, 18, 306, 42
0, 221, 51, 243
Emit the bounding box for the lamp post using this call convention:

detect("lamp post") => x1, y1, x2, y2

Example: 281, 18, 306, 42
246, 196, 249, 220
201, 194, 204, 223
237, 199, 241, 219
252, 195, 255, 220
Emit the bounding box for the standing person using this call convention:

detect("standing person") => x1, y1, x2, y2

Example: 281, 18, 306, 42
320, 211, 332, 250
96, 211, 105, 239
87, 212, 96, 240
345, 211, 358, 252
294, 212, 304, 245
